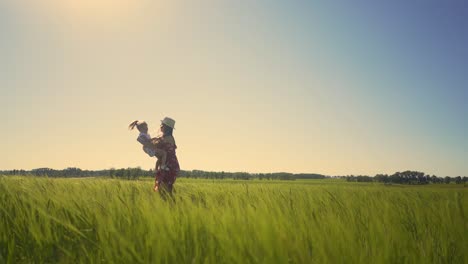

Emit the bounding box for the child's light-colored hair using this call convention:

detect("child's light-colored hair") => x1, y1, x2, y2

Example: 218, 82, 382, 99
128, 120, 147, 131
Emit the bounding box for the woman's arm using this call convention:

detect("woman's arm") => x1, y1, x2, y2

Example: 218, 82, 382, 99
153, 148, 167, 159
151, 137, 163, 148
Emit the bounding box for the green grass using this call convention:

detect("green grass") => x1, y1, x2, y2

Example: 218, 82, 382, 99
0, 176, 466, 263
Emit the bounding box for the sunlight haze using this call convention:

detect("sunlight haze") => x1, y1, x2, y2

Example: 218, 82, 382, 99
1, 1, 466, 176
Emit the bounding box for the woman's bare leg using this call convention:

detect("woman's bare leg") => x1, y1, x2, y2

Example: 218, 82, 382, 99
153, 161, 159, 191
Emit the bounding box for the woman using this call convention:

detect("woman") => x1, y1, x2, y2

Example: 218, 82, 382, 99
154, 117, 180, 195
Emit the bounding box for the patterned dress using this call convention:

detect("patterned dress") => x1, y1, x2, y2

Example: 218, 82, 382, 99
155, 136, 180, 189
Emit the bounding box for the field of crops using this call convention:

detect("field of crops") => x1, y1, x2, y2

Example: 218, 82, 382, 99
0, 176, 466, 263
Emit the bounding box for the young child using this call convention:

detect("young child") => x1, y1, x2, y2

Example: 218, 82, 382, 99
129, 120, 169, 171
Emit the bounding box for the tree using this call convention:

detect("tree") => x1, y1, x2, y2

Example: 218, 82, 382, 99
375, 174, 388, 183
444, 176, 451, 184
389, 173, 402, 184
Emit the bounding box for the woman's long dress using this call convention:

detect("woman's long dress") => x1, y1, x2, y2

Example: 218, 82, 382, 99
155, 136, 180, 189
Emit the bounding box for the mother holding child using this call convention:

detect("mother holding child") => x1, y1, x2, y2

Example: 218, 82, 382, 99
129, 117, 180, 194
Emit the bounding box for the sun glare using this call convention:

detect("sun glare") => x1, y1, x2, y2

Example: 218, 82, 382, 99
43, 0, 145, 24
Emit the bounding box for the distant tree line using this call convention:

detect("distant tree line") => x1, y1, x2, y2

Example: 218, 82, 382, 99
340, 170, 467, 185
0, 167, 153, 180
181, 170, 326, 180
1, 168, 465, 184
0, 168, 326, 181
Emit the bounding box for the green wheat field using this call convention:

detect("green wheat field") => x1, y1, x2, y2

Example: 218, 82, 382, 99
1, 176, 466, 263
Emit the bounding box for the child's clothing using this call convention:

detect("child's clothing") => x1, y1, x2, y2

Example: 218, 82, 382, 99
137, 132, 157, 157
137, 132, 169, 171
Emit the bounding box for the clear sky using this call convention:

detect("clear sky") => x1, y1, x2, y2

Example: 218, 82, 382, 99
1, 0, 467, 176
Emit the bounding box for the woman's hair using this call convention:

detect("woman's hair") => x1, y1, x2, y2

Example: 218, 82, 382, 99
128, 120, 147, 132
161, 124, 173, 136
